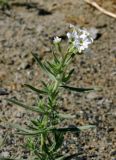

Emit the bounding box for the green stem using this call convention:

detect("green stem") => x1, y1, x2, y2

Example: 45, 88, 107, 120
40, 134, 44, 151
53, 79, 59, 92
40, 47, 76, 158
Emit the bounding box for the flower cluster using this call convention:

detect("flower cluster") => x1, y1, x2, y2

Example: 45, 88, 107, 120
67, 25, 93, 53
54, 25, 93, 53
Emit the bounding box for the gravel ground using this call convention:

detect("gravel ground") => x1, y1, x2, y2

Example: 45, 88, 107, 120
0, 0, 116, 159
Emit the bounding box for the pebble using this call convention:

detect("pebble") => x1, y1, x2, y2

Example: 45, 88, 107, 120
97, 98, 105, 105
36, 25, 43, 34
0, 88, 9, 95
15, 112, 23, 118
86, 92, 102, 100
17, 62, 31, 70
0, 71, 6, 81
1, 151, 10, 158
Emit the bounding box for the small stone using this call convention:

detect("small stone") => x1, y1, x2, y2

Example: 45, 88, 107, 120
97, 99, 105, 105
18, 62, 31, 70
36, 25, 43, 34
0, 88, 9, 95
15, 112, 23, 118
1, 151, 10, 158
111, 71, 116, 76
86, 92, 102, 100
0, 71, 6, 81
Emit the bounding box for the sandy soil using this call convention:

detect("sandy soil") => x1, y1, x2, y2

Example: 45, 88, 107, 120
0, 0, 116, 159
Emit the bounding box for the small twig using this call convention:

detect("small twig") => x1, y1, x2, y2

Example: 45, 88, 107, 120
84, 0, 116, 19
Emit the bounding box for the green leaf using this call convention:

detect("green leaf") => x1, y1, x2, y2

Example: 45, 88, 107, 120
9, 124, 49, 136
0, 133, 7, 148
0, 158, 23, 160
44, 63, 55, 76
46, 61, 55, 69
41, 81, 47, 87
52, 50, 60, 64
47, 135, 53, 147
0, 158, 14, 160
0, 0, 9, 7
38, 101, 46, 113
46, 61, 61, 75
32, 53, 56, 80
52, 127, 80, 133
42, 142, 50, 155
67, 68, 74, 77
31, 120, 40, 127
78, 125, 96, 130
32, 53, 46, 71
48, 132, 63, 153
24, 84, 47, 95
59, 113, 76, 119
53, 132, 64, 152
7, 99, 41, 113
62, 68, 74, 82
56, 153, 78, 160
61, 85, 94, 92
52, 125, 95, 133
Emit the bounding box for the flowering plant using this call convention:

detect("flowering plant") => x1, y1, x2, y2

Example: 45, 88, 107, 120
6, 25, 95, 160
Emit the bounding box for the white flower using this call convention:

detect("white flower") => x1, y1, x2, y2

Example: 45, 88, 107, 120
67, 30, 79, 41
67, 25, 93, 53
67, 32, 72, 39
69, 24, 75, 28
74, 37, 92, 53
79, 29, 93, 43
53, 36, 61, 44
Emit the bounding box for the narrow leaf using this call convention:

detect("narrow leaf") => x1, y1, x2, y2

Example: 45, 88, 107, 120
59, 113, 76, 119
0, 158, 22, 160
7, 99, 40, 113
63, 68, 74, 82
67, 68, 74, 77
61, 85, 94, 92
32, 53, 55, 80
0, 158, 14, 160
9, 124, 49, 135
44, 64, 55, 76
52, 127, 80, 133
78, 125, 96, 130
52, 125, 95, 133
43, 65, 56, 80
54, 132, 64, 152
52, 50, 60, 64
24, 84, 47, 95
41, 81, 47, 88
32, 53, 45, 71
56, 153, 78, 160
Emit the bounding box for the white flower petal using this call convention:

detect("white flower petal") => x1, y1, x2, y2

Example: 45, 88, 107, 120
53, 36, 61, 43
67, 32, 72, 39
69, 24, 75, 28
